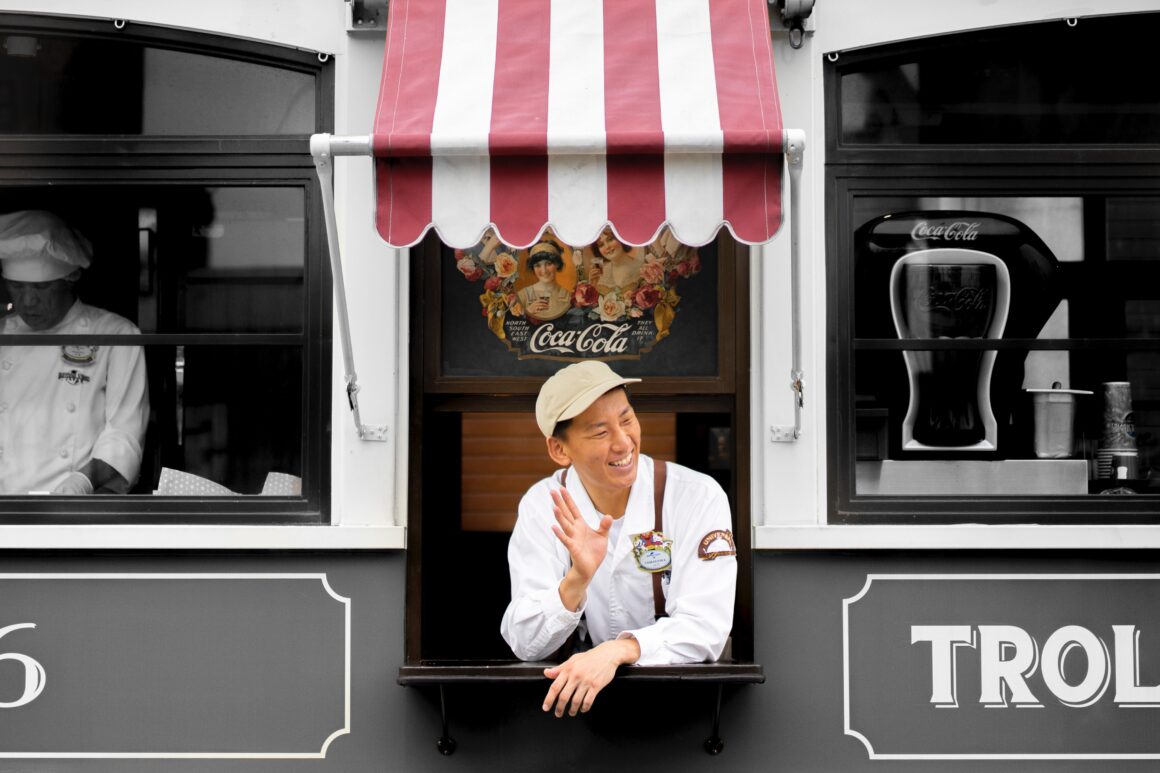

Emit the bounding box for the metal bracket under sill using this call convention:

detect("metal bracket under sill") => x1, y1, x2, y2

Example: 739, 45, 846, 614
399, 661, 764, 757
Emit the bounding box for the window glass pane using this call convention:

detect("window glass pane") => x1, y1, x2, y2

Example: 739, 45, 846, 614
0, 338, 149, 495
0, 32, 315, 135
439, 227, 718, 378
851, 196, 1160, 498
854, 197, 1077, 345
855, 347, 1159, 496
0, 342, 302, 497
1108, 198, 1160, 262
151, 187, 306, 334
0, 187, 306, 334
838, 13, 1160, 145
0, 195, 308, 500
156, 345, 303, 496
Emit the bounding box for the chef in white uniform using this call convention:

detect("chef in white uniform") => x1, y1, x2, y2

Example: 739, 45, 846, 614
0, 210, 149, 495
501, 361, 737, 717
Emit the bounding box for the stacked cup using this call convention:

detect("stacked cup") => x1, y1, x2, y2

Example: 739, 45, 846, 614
1098, 382, 1138, 479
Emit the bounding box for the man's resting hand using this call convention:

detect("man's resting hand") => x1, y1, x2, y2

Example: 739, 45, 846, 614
541, 637, 641, 717
51, 471, 94, 495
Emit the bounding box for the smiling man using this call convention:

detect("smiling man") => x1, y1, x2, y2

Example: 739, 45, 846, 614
501, 361, 737, 718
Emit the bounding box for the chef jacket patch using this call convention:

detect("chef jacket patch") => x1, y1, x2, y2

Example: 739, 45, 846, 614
58, 370, 91, 386
61, 345, 98, 366
697, 529, 736, 561
631, 530, 673, 573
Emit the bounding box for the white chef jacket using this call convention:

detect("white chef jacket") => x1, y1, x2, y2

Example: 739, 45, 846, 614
501, 454, 737, 666
0, 301, 149, 493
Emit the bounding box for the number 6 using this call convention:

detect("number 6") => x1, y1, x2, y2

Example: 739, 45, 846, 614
0, 623, 45, 708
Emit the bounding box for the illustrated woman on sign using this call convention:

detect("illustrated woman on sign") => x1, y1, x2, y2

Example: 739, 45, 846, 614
518, 241, 573, 322
588, 227, 644, 294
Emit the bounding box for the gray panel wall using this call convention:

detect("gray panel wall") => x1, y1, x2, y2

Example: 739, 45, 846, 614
0, 551, 1156, 772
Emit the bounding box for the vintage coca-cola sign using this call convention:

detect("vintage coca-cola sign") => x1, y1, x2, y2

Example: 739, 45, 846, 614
453, 226, 703, 360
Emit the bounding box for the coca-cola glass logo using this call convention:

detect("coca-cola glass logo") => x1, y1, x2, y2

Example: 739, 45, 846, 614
912, 287, 992, 314
910, 221, 981, 242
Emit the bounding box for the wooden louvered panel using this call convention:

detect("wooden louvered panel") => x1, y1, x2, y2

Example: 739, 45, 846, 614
460, 412, 677, 532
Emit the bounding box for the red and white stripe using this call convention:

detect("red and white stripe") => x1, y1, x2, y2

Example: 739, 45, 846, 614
373, 0, 782, 249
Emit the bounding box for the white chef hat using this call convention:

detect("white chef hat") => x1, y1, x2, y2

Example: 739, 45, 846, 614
0, 210, 92, 282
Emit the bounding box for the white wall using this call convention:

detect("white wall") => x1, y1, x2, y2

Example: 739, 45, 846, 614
0, 0, 339, 53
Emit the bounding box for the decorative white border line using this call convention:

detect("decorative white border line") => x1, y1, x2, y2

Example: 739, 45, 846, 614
843, 573, 1160, 761
0, 525, 406, 551
0, 573, 351, 760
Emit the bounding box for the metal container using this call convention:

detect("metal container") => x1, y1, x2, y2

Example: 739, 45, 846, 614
1027, 384, 1092, 459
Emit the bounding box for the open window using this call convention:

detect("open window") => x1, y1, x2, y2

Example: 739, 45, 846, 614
405, 229, 755, 665
0, 15, 332, 520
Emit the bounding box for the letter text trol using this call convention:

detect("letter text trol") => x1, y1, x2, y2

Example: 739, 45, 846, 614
912, 624, 1158, 709
911, 625, 975, 707
1040, 626, 1110, 708
1114, 625, 1160, 706
978, 625, 1042, 707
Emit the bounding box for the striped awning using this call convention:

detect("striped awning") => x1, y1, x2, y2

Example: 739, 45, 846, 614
372, 0, 784, 249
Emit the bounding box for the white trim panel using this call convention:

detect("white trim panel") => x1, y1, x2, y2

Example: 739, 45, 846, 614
755, 525, 1160, 550
0, 525, 405, 550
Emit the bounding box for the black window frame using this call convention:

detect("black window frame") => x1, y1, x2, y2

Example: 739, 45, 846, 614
0, 14, 333, 523
825, 16, 1160, 524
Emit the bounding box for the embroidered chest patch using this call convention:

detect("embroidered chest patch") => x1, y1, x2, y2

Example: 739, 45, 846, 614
630, 530, 673, 573
697, 529, 736, 561
57, 369, 91, 386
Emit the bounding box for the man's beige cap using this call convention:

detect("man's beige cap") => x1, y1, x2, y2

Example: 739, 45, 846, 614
536, 361, 640, 438
0, 210, 92, 282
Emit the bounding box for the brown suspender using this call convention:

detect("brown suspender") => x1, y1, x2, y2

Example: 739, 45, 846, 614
559, 460, 668, 620
651, 460, 668, 619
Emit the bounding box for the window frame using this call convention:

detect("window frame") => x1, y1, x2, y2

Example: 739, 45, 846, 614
405, 231, 755, 666
0, 13, 334, 525
825, 21, 1160, 525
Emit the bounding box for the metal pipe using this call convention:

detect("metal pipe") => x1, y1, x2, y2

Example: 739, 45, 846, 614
310, 133, 387, 442
770, 129, 806, 443
785, 129, 806, 440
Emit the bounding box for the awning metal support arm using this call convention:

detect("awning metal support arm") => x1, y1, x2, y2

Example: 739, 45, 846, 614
772, 129, 806, 443
310, 133, 388, 442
